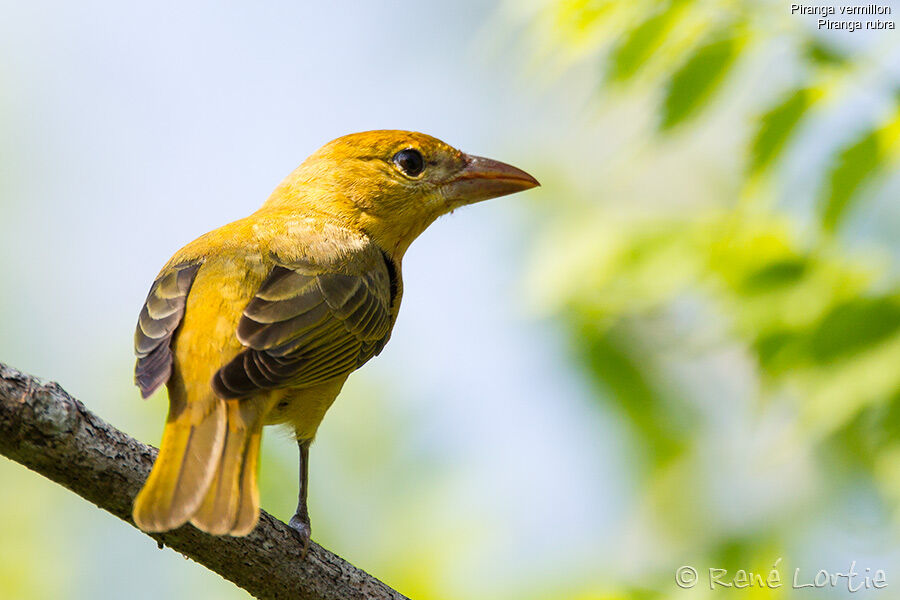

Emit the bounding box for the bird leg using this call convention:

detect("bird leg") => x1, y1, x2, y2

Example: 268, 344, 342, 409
288, 438, 312, 557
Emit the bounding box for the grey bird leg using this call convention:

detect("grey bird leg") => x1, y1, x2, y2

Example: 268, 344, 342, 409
288, 438, 312, 557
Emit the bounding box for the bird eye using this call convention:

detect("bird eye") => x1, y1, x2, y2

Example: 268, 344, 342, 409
393, 149, 425, 177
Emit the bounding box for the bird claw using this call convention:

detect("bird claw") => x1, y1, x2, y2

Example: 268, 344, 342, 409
288, 514, 311, 559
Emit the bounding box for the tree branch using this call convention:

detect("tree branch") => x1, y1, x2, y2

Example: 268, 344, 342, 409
0, 362, 409, 600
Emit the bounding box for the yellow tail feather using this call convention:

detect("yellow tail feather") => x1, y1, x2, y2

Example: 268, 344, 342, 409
133, 399, 226, 532
190, 400, 264, 536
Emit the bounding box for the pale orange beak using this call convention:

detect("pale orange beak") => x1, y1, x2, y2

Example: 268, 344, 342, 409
441, 154, 540, 206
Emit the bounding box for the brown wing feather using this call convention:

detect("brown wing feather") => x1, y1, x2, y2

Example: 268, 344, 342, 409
212, 256, 392, 399
134, 262, 201, 398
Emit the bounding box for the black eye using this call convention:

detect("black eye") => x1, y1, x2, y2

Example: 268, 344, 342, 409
393, 148, 425, 177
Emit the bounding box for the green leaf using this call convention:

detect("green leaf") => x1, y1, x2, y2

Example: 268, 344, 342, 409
572, 319, 687, 463
805, 38, 848, 66
754, 330, 804, 373
556, 0, 616, 34
607, 0, 689, 83
820, 128, 881, 230
660, 31, 742, 130
820, 109, 900, 230
808, 297, 900, 363
749, 88, 815, 174
739, 257, 808, 293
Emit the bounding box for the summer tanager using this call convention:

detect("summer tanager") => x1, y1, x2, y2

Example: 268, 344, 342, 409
132, 130, 538, 552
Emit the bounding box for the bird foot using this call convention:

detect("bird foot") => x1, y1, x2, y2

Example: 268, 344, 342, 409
288, 514, 311, 559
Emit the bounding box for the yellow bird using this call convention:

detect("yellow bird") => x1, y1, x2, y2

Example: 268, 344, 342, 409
131, 130, 538, 551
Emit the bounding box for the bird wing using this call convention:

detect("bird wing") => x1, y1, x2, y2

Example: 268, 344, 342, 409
211, 253, 393, 398
134, 262, 202, 398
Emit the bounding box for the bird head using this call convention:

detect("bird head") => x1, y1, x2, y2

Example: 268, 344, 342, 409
265, 130, 539, 258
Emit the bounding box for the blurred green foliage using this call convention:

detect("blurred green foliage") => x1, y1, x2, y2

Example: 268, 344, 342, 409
661, 29, 745, 130
822, 114, 900, 230
750, 87, 819, 175
527, 0, 900, 597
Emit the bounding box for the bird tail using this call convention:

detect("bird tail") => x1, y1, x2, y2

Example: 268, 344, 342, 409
189, 400, 265, 536
133, 394, 227, 532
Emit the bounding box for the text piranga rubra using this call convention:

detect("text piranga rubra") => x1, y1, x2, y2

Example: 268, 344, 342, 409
132, 130, 539, 552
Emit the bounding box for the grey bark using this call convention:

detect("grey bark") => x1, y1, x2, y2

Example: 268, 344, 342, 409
0, 362, 409, 600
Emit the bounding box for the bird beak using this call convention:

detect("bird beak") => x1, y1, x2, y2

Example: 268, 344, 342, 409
441, 154, 540, 206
